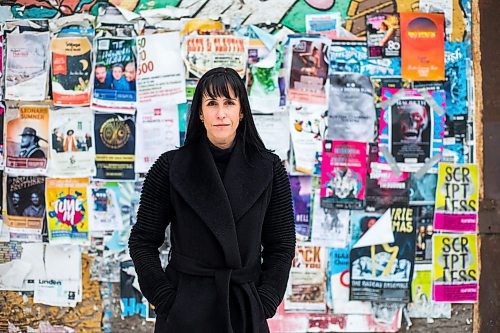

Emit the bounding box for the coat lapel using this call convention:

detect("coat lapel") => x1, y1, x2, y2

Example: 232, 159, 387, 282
170, 137, 241, 268
223, 139, 273, 222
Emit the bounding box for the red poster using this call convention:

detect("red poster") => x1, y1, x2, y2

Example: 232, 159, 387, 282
401, 13, 445, 81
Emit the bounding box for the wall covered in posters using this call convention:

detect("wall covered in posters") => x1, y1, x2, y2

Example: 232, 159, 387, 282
0, 0, 479, 332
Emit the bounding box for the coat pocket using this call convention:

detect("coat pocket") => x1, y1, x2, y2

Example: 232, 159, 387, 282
249, 282, 266, 320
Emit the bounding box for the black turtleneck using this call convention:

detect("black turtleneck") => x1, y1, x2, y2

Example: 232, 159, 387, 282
208, 141, 235, 179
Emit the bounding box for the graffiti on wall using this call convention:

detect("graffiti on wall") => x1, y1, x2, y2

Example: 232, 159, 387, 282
1, 0, 467, 40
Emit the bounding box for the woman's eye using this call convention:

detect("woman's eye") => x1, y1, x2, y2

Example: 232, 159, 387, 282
207, 101, 217, 106
225, 100, 235, 105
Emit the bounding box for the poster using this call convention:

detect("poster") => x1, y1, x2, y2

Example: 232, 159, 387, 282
5, 31, 50, 101
289, 103, 326, 174
88, 183, 124, 234
320, 140, 367, 210
327, 74, 376, 142
136, 32, 186, 105
135, 103, 179, 174
350, 208, 416, 302
5, 176, 45, 234
253, 112, 290, 161
120, 259, 147, 318
182, 35, 249, 79
92, 37, 137, 112
432, 233, 478, 303
287, 38, 329, 105
401, 13, 445, 81
5, 103, 49, 175
46, 178, 90, 245
94, 112, 136, 180
284, 244, 326, 312
378, 88, 445, 171
305, 12, 341, 39
413, 205, 435, 264
310, 189, 350, 248
420, 0, 453, 39
434, 163, 479, 232
0, 103, 5, 169
366, 14, 401, 58
248, 48, 283, 113
290, 176, 312, 241
407, 265, 451, 318
444, 42, 467, 117
48, 107, 95, 177
51, 36, 92, 106
409, 173, 438, 204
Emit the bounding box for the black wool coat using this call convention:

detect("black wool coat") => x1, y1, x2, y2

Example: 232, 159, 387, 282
129, 136, 296, 333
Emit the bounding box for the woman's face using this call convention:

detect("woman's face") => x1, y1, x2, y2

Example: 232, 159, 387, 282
200, 86, 242, 149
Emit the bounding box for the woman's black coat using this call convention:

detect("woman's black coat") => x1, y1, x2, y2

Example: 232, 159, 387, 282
129, 136, 296, 333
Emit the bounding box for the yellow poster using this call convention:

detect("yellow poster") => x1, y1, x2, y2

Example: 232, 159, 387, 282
434, 163, 479, 232
432, 233, 478, 302
47, 178, 90, 245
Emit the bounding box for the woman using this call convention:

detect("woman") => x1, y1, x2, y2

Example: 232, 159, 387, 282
129, 67, 296, 333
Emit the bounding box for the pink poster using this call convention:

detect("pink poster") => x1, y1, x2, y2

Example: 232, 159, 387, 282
320, 140, 367, 210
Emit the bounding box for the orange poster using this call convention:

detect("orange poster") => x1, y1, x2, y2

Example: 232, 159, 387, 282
401, 13, 445, 81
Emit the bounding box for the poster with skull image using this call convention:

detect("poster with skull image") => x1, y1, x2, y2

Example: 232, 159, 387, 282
320, 140, 367, 210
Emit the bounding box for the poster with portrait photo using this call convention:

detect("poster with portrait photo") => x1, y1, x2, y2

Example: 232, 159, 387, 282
287, 37, 329, 105
327, 74, 376, 142
412, 204, 435, 264
92, 37, 136, 113
289, 175, 312, 241
48, 107, 95, 177
5, 175, 46, 234
378, 88, 445, 172
94, 112, 136, 180
5, 103, 49, 175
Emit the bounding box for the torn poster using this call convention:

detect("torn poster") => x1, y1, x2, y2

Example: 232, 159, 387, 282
92, 37, 137, 112
432, 233, 478, 303
378, 88, 445, 172
434, 163, 479, 233
121, 259, 147, 318
51, 36, 92, 106
5, 30, 50, 101
409, 173, 438, 204
420, 0, 453, 39
47, 178, 90, 245
5, 103, 49, 175
327, 73, 376, 142
136, 32, 186, 105
285, 244, 326, 312
289, 103, 327, 174
320, 140, 367, 210
400, 13, 445, 81
350, 208, 416, 302
6, 175, 45, 235
305, 12, 341, 39
94, 112, 136, 180
182, 35, 248, 79
135, 103, 179, 174
413, 205, 435, 264
48, 107, 95, 178
290, 175, 312, 241
0, 103, 5, 169
287, 37, 329, 105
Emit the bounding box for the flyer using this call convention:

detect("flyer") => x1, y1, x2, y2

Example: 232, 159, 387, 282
5, 103, 50, 175
121, 259, 148, 318
409, 173, 438, 204
378, 88, 445, 171
434, 163, 479, 233
51, 36, 92, 106
432, 233, 478, 303
413, 205, 435, 264
290, 175, 312, 241
182, 35, 248, 79
320, 140, 367, 210
327, 73, 376, 142
420, 0, 453, 39
310, 189, 350, 248
305, 12, 341, 39
287, 38, 329, 105
253, 112, 290, 161
401, 13, 445, 81
135, 103, 179, 174
284, 244, 326, 312
88, 183, 122, 234
5, 30, 50, 101
366, 13, 401, 58
407, 265, 451, 318
350, 208, 416, 303
92, 37, 137, 112
48, 107, 95, 178
94, 112, 136, 180
136, 32, 186, 105
5, 175, 45, 235
289, 103, 327, 174
46, 178, 90, 245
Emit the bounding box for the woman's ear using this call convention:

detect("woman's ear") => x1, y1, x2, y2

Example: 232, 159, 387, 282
200, 113, 204, 122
